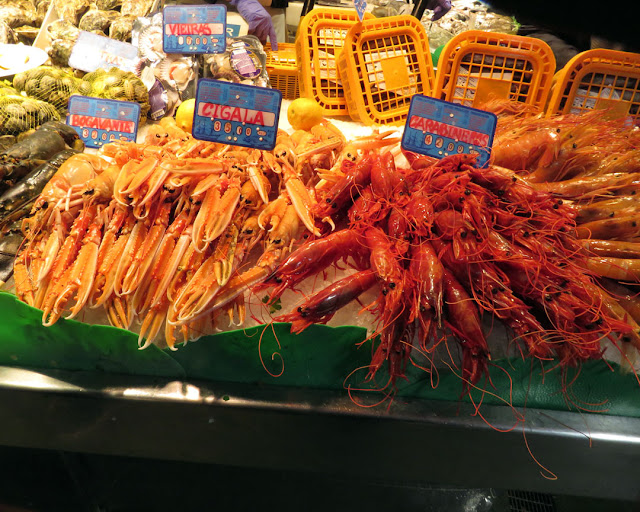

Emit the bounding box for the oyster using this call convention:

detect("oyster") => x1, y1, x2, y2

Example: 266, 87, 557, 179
13, 25, 38, 43
53, 0, 90, 25
46, 19, 80, 41
34, 0, 49, 25
0, 0, 36, 28
121, 0, 153, 17
48, 38, 75, 67
0, 21, 17, 44
108, 14, 134, 42
95, 0, 121, 9
78, 8, 120, 33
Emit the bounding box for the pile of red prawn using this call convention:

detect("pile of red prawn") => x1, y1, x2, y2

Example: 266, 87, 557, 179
492, 107, 640, 348
259, 149, 640, 394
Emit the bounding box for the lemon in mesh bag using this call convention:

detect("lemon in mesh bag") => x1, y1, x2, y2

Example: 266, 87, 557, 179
82, 67, 150, 121
13, 66, 84, 115
0, 95, 60, 135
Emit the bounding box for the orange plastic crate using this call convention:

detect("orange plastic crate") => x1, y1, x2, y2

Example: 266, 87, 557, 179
295, 8, 374, 116
337, 15, 435, 126
545, 49, 640, 123
264, 43, 299, 99
433, 30, 556, 112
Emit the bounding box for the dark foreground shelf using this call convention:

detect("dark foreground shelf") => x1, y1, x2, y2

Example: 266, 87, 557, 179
0, 365, 638, 501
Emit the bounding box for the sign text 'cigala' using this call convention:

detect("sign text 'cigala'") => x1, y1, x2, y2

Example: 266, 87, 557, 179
197, 103, 276, 127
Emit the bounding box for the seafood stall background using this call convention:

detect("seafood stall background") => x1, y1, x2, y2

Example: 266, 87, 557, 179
0, 1, 637, 509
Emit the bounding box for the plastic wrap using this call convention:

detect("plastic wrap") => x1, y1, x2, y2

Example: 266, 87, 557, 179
422, 0, 519, 52
204, 35, 270, 88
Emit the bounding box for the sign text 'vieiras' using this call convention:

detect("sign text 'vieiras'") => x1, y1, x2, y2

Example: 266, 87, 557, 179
198, 102, 275, 126
409, 115, 489, 146
165, 23, 220, 35
68, 115, 135, 133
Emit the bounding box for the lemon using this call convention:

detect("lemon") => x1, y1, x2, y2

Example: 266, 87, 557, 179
287, 97, 323, 131
175, 98, 196, 133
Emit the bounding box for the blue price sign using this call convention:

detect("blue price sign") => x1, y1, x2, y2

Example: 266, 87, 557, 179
353, 0, 367, 21
66, 96, 140, 149
163, 5, 227, 54
401, 95, 497, 167
192, 79, 282, 150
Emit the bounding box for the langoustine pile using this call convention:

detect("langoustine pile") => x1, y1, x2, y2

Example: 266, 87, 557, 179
12, 117, 399, 350
260, 149, 640, 393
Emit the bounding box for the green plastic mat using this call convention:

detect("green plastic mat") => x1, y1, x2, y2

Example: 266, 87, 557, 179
0, 292, 639, 417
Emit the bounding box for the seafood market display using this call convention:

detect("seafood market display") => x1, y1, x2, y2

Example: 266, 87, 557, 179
7, 100, 640, 398
0, 16, 636, 403
12, 117, 383, 350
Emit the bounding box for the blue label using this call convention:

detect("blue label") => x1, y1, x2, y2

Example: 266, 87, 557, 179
227, 24, 241, 37
354, 0, 367, 21
192, 79, 282, 150
68, 31, 140, 73
401, 95, 497, 167
163, 5, 227, 54
66, 96, 140, 149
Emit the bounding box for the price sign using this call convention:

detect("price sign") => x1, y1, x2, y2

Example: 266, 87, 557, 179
354, 0, 367, 21
401, 95, 497, 167
163, 5, 227, 54
66, 96, 140, 149
192, 79, 282, 150
68, 31, 140, 73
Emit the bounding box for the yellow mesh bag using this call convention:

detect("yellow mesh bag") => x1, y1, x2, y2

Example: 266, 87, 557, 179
0, 80, 17, 96
0, 95, 60, 135
13, 66, 86, 115
82, 67, 150, 121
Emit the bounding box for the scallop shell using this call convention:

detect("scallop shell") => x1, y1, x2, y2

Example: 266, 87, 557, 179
154, 56, 195, 92
138, 25, 165, 63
